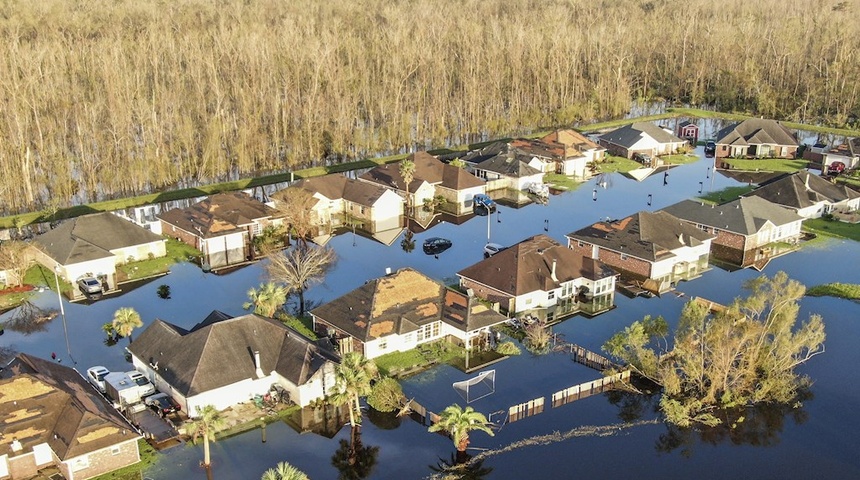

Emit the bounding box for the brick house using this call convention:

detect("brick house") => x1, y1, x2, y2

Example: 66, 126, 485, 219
661, 196, 804, 268
565, 211, 715, 293
310, 268, 507, 359
457, 234, 617, 323
714, 118, 798, 159
0, 354, 141, 480
744, 171, 860, 218
158, 192, 283, 269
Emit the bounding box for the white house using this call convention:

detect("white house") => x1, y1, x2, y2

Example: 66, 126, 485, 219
541, 129, 605, 179
460, 142, 545, 191
598, 122, 686, 159
127, 311, 339, 414
822, 138, 860, 170
457, 234, 617, 322
310, 268, 508, 360
744, 171, 860, 218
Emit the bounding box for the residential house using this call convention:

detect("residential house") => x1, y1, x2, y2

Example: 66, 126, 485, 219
31, 212, 167, 298
822, 137, 860, 171
540, 129, 605, 179
661, 196, 804, 268
743, 171, 860, 218
566, 211, 715, 293
127, 311, 339, 414
597, 122, 686, 159
158, 192, 283, 269
359, 152, 486, 215
0, 354, 141, 480
274, 175, 405, 245
457, 234, 617, 322
677, 121, 700, 145
460, 142, 545, 191
714, 118, 798, 159
309, 268, 508, 360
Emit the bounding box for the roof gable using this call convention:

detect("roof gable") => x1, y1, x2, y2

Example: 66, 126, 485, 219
158, 192, 279, 238
599, 122, 683, 148
35, 213, 163, 264
745, 171, 860, 209
715, 118, 798, 147
661, 197, 803, 235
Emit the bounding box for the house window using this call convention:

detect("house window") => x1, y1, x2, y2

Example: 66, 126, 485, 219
379, 339, 388, 351
71, 457, 90, 471
111, 446, 121, 456
359, 206, 366, 215
547, 291, 555, 300
577, 241, 584, 247
416, 322, 441, 342
620, 253, 628, 260
403, 333, 413, 344
251, 222, 262, 236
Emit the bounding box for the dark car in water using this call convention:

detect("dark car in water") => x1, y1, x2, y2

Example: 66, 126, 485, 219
472, 193, 497, 211
704, 140, 716, 154
423, 237, 452, 255
144, 393, 181, 417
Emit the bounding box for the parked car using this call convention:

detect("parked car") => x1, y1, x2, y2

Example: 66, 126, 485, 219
423, 237, 452, 255
77, 276, 103, 295
484, 243, 506, 257
828, 161, 846, 175
472, 194, 497, 211
126, 371, 156, 397
86, 366, 110, 393
144, 393, 181, 417
704, 140, 716, 154
526, 182, 549, 198
632, 153, 652, 165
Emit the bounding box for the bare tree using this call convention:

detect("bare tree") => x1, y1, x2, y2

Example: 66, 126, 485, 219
271, 188, 318, 245
264, 244, 336, 318
0, 241, 34, 287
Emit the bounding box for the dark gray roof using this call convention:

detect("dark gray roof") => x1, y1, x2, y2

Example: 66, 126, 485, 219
128, 312, 337, 397
461, 142, 542, 177
0, 354, 137, 460
566, 211, 715, 261
715, 118, 798, 147
744, 171, 860, 209
158, 192, 279, 239
457, 234, 615, 296
598, 122, 684, 148
34, 212, 164, 264
661, 197, 803, 236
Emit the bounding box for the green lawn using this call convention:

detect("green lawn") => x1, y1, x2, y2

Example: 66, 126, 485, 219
803, 217, 860, 242
662, 153, 699, 165
543, 173, 586, 190
697, 185, 755, 204
374, 341, 465, 377
596, 155, 641, 173
806, 283, 860, 300
722, 158, 809, 172
117, 238, 201, 280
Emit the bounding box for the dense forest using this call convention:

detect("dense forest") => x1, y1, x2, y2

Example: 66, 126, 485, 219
0, 0, 857, 214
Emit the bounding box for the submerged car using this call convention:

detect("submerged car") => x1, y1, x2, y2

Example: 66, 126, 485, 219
86, 366, 110, 393
77, 276, 103, 295
144, 393, 181, 417
704, 140, 716, 154
472, 194, 497, 211
127, 371, 156, 397
423, 237, 452, 255
484, 243, 506, 257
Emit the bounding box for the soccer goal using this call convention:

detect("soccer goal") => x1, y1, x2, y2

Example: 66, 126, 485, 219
453, 370, 496, 403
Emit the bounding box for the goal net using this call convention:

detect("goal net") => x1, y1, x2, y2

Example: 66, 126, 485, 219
453, 370, 496, 403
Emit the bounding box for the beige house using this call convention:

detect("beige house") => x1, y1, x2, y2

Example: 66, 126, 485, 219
598, 122, 686, 159
31, 212, 167, 298
128, 311, 339, 413
0, 354, 141, 480
541, 129, 605, 179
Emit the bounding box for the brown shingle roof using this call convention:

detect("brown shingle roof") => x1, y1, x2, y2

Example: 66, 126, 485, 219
359, 152, 484, 192
541, 129, 603, 158
457, 234, 615, 296
0, 354, 137, 460
158, 192, 279, 238
715, 118, 798, 147
280, 175, 396, 207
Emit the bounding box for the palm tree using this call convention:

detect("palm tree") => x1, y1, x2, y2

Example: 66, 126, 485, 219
428, 404, 494, 460
112, 307, 142, 343
330, 352, 378, 427
399, 157, 416, 215
189, 405, 226, 468
243, 282, 288, 317
261, 461, 309, 480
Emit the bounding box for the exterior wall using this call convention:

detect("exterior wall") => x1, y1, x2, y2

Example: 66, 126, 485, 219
186, 375, 274, 415
458, 278, 515, 313
439, 185, 485, 214
110, 240, 167, 265
796, 202, 829, 219
62, 438, 140, 480
363, 320, 444, 359
650, 242, 711, 284
200, 231, 247, 268
823, 152, 860, 169
598, 140, 631, 158
31, 246, 116, 289
561, 156, 589, 178
717, 143, 796, 159
274, 362, 336, 408
7, 451, 40, 480
568, 240, 652, 279
370, 190, 405, 227
411, 182, 436, 209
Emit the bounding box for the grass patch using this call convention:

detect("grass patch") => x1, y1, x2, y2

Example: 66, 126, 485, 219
543, 173, 585, 190
374, 341, 465, 377
722, 158, 809, 172
806, 283, 860, 300
90, 439, 158, 480
662, 153, 699, 165
697, 185, 755, 204
278, 314, 318, 340
803, 218, 860, 242
117, 238, 201, 281
580, 112, 678, 133
595, 155, 641, 173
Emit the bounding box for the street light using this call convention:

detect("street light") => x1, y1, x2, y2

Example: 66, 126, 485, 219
54, 265, 72, 361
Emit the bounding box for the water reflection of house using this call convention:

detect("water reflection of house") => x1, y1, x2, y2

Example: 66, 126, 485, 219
743, 171, 860, 218
310, 268, 508, 360
158, 192, 283, 270
31, 212, 167, 300
359, 152, 487, 215
566, 211, 714, 294
661, 196, 804, 269
284, 403, 349, 439
274, 174, 405, 244
0, 354, 142, 480
457, 234, 617, 323
128, 311, 339, 416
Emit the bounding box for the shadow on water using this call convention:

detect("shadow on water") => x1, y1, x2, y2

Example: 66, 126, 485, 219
330, 426, 380, 480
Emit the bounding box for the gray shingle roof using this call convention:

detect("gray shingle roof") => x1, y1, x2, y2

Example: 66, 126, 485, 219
127, 312, 337, 397
566, 211, 715, 261
715, 118, 798, 147
457, 234, 615, 296
661, 197, 803, 236
461, 142, 543, 177
598, 122, 684, 148
158, 192, 279, 239
34, 212, 164, 264
744, 171, 860, 209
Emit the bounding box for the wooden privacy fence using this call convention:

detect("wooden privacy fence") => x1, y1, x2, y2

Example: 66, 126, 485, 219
568, 343, 617, 371
551, 370, 631, 408
508, 397, 545, 423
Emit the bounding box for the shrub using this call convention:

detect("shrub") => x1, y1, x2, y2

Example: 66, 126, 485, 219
495, 341, 521, 356
367, 377, 404, 412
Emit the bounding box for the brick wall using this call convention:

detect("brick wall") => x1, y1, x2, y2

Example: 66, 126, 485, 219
62, 439, 140, 480
8, 452, 38, 480
569, 242, 651, 279
459, 278, 514, 313
160, 221, 200, 250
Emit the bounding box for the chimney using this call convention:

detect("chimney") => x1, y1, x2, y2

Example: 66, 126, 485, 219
550, 260, 558, 282
11, 438, 22, 452
254, 351, 264, 379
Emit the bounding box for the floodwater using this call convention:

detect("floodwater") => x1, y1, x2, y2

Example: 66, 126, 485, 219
2, 146, 859, 479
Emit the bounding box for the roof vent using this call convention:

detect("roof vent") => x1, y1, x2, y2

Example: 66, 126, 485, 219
11, 438, 22, 452
385, 267, 392, 275
254, 351, 264, 379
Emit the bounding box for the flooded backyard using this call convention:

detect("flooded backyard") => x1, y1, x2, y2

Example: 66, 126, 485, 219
2, 147, 859, 479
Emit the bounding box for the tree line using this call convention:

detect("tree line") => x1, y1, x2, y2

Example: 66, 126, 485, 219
1, 0, 857, 214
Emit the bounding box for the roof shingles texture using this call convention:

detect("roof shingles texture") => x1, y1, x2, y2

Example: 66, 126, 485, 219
598, 122, 684, 148
35, 212, 164, 264
715, 118, 798, 147
661, 196, 803, 235
744, 171, 860, 209
158, 192, 279, 238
